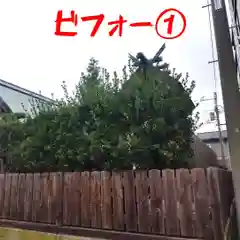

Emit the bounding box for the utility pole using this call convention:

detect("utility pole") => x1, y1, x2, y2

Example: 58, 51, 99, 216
213, 92, 225, 166
200, 93, 225, 167
210, 0, 240, 232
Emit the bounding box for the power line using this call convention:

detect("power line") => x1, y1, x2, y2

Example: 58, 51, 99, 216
206, 0, 218, 92
205, 2, 225, 161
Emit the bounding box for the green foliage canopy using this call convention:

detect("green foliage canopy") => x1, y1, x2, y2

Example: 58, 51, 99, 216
0, 56, 198, 172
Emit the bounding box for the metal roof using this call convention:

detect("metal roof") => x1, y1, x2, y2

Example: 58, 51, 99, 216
0, 79, 55, 104
197, 130, 228, 141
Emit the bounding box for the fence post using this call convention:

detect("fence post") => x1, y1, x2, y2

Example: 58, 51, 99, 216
207, 168, 223, 240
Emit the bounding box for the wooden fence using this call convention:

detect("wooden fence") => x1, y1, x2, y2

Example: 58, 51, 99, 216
0, 168, 236, 239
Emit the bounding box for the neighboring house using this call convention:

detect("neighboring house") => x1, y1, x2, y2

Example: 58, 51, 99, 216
197, 130, 231, 169
0, 79, 54, 114
0, 79, 55, 172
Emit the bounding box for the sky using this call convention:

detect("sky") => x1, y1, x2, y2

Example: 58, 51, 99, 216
0, 0, 229, 132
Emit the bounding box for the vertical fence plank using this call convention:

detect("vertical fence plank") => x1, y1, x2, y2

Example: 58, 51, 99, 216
90, 171, 102, 229
74, 172, 82, 227
17, 173, 25, 221
41, 173, 49, 223
90, 171, 97, 228
24, 173, 34, 222
46, 173, 53, 224
9, 173, 19, 220
63, 173, 73, 225
101, 171, 112, 229
71, 172, 82, 226
135, 171, 151, 233
0, 174, 5, 217
81, 171, 91, 227
207, 167, 223, 240
7, 174, 14, 220
224, 171, 238, 239
47, 173, 54, 224
39, 173, 45, 223
217, 169, 232, 237
39, 173, 46, 223
112, 171, 124, 231
95, 171, 102, 229
215, 169, 236, 240
191, 168, 213, 239
38, 173, 44, 223
149, 169, 164, 234
162, 169, 180, 236
3, 174, 12, 219
176, 169, 195, 237
122, 171, 137, 232
53, 172, 64, 225
32, 173, 41, 222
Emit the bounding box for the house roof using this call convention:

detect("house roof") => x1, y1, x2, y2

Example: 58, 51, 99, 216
0, 79, 55, 104
197, 130, 228, 141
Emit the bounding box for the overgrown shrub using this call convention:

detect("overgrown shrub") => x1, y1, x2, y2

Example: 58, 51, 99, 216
0, 57, 199, 172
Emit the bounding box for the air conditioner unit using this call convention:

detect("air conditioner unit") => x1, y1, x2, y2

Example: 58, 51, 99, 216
210, 112, 216, 121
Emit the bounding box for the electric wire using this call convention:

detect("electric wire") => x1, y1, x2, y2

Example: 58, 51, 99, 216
206, 0, 218, 92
